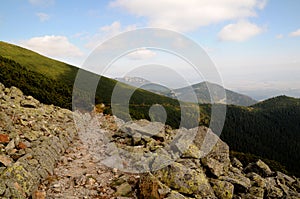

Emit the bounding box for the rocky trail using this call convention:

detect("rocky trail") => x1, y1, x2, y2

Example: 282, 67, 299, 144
1, 82, 300, 199
35, 136, 138, 199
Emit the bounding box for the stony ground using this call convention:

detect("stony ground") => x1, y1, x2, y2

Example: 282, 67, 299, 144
35, 136, 139, 199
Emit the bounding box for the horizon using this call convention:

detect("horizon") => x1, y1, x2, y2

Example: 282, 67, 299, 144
1, 0, 300, 99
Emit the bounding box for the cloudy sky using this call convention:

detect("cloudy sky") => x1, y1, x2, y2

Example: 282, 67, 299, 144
1, 0, 300, 97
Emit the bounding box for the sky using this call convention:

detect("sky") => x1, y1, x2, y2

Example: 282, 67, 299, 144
1, 0, 300, 99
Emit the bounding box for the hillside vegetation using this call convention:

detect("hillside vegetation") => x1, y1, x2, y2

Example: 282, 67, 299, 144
222, 96, 300, 176
0, 42, 207, 129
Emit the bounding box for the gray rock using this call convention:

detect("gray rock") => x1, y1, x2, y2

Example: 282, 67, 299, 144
120, 120, 165, 139
246, 172, 266, 188
265, 177, 284, 198
244, 159, 273, 177
154, 162, 216, 198
210, 179, 234, 199
5, 139, 15, 152
219, 169, 251, 192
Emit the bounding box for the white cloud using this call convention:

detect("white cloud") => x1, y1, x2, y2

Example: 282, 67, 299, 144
20, 35, 83, 59
110, 0, 267, 32
36, 12, 50, 22
127, 48, 156, 60
289, 29, 300, 37
29, 0, 54, 6
218, 20, 263, 42
85, 21, 136, 49
276, 34, 283, 39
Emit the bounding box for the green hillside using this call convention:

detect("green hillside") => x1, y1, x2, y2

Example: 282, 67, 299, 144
221, 96, 300, 176
0, 41, 78, 84
0, 41, 206, 129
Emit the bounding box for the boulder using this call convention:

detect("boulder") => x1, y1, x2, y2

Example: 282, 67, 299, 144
154, 162, 216, 198
246, 172, 266, 188
119, 120, 165, 141
219, 167, 251, 193
194, 127, 230, 177
244, 159, 273, 177
210, 179, 234, 199
265, 177, 284, 198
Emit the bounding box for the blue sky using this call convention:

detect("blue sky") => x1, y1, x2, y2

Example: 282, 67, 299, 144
1, 0, 300, 97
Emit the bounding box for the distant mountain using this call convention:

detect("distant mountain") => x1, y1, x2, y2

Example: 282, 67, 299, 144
116, 77, 257, 106
115, 76, 150, 87
174, 82, 257, 106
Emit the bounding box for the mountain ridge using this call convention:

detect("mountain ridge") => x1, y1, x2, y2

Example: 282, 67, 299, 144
116, 76, 257, 106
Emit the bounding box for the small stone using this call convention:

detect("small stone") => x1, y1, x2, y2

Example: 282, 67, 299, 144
0, 154, 13, 166
86, 177, 96, 186
0, 134, 9, 143
115, 182, 132, 197
52, 183, 62, 193
24, 131, 40, 141
5, 139, 15, 151
17, 142, 27, 149
113, 168, 118, 174
231, 157, 243, 169
20, 97, 39, 108
32, 190, 46, 199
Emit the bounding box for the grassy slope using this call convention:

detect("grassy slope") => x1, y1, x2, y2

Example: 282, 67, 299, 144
0, 41, 78, 83
0, 41, 206, 129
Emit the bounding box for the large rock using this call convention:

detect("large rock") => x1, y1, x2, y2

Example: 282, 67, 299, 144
244, 159, 273, 177
210, 179, 234, 199
246, 172, 266, 188
193, 126, 230, 177
154, 162, 216, 198
264, 177, 284, 198
219, 167, 251, 193
119, 119, 165, 141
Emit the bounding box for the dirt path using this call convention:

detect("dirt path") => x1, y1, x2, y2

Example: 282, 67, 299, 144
35, 135, 137, 199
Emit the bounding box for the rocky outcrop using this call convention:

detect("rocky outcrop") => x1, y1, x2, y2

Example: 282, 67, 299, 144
0, 83, 76, 198
105, 118, 300, 198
